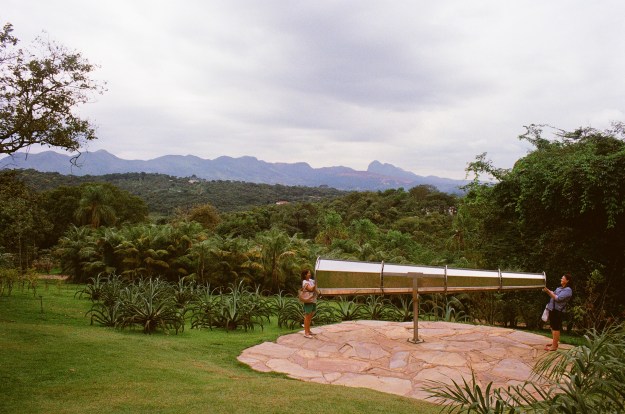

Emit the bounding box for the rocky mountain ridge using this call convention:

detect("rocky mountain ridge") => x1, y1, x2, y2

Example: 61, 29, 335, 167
0, 150, 468, 193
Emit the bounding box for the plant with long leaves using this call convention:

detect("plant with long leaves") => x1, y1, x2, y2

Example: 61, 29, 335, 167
117, 278, 184, 334
388, 295, 413, 322
333, 296, 367, 321
87, 300, 122, 327
172, 276, 200, 317
190, 280, 271, 331
422, 294, 472, 323
83, 273, 125, 327
75, 272, 109, 302
266, 290, 295, 324
361, 295, 396, 321
277, 298, 337, 329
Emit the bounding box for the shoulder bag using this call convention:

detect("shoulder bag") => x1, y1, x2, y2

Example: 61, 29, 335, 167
298, 287, 317, 303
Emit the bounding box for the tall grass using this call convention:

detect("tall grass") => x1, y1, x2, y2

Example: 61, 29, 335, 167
0, 284, 440, 414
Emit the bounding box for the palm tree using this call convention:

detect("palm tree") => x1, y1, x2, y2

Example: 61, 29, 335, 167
255, 227, 308, 293
193, 234, 259, 288
55, 225, 99, 282
113, 224, 172, 279
74, 185, 116, 228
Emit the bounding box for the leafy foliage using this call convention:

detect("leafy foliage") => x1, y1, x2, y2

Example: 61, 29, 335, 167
275, 297, 337, 329
333, 296, 368, 321
117, 278, 184, 334
0, 171, 52, 270
461, 123, 625, 323
12, 169, 345, 215
360, 295, 397, 321
190, 281, 271, 331
0, 23, 105, 155
83, 274, 184, 334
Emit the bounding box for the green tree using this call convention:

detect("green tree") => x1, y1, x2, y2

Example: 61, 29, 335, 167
54, 225, 100, 282
191, 234, 258, 287
181, 203, 221, 230
0, 23, 105, 155
0, 171, 51, 271
74, 185, 116, 228
39, 185, 82, 248
464, 124, 625, 321
315, 210, 348, 246
255, 227, 308, 293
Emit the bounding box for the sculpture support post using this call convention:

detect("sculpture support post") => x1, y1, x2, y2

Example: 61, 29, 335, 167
408, 272, 424, 344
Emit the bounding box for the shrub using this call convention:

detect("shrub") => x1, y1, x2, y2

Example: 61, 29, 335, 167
333, 296, 367, 321
117, 278, 184, 334
190, 281, 271, 331
276, 298, 336, 329
361, 295, 397, 321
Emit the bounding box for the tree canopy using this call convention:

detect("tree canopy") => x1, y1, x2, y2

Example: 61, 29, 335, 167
0, 23, 104, 155
460, 123, 625, 323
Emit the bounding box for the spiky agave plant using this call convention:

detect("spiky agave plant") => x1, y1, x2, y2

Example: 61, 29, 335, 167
334, 296, 367, 321
118, 278, 184, 334
83, 273, 126, 327
189, 284, 220, 330
277, 298, 336, 329
172, 276, 200, 317
75, 272, 109, 302
191, 280, 270, 331
361, 295, 396, 321
87, 300, 123, 327
387, 295, 414, 322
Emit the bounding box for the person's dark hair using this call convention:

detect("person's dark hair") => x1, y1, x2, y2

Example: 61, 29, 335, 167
563, 273, 572, 282
301, 269, 311, 281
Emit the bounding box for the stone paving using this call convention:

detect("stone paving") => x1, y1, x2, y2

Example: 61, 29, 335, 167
238, 320, 565, 401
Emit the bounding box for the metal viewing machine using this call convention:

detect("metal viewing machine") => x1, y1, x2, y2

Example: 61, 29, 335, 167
314, 258, 546, 344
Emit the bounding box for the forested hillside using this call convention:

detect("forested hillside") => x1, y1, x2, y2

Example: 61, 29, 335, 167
9, 170, 346, 214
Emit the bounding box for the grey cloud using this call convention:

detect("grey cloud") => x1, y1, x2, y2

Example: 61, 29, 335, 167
4, 0, 625, 180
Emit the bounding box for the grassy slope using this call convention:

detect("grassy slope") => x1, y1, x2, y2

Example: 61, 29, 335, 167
0, 284, 440, 414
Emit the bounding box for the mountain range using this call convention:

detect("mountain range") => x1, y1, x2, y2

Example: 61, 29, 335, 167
0, 150, 469, 193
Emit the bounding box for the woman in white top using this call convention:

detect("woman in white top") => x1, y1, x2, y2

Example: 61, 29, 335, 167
301, 269, 316, 338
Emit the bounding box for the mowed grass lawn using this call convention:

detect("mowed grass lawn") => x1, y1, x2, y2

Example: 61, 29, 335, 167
0, 283, 441, 414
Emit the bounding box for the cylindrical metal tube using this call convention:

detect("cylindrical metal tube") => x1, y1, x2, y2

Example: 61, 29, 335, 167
315, 258, 545, 295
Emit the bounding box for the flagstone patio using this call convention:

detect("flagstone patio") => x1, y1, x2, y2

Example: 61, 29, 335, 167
238, 320, 565, 401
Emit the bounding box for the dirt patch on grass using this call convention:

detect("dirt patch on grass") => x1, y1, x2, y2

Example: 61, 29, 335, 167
37, 275, 70, 280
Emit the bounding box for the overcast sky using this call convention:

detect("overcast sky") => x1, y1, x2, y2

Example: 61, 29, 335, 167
4, 1, 625, 179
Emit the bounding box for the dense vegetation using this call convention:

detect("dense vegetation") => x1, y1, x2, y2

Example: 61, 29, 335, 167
1, 123, 624, 333
458, 124, 625, 330
8, 169, 346, 214
428, 326, 625, 413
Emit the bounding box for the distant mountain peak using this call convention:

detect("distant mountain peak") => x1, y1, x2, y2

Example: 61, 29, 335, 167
367, 160, 418, 181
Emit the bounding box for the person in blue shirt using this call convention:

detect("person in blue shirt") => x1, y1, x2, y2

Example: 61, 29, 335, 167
542, 273, 573, 351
